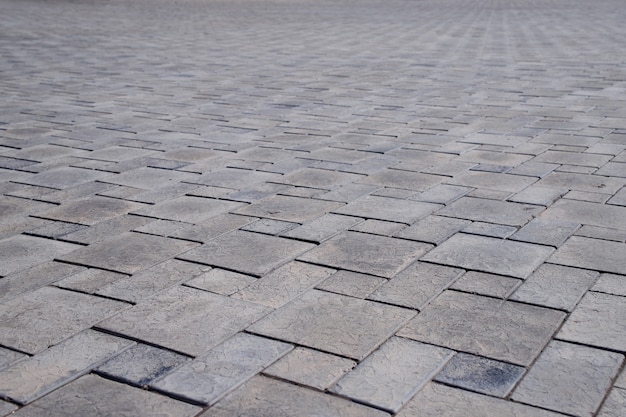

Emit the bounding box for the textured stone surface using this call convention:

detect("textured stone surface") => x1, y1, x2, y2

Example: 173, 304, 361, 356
332, 195, 439, 224
98, 286, 271, 357
434, 353, 525, 397
332, 337, 453, 413
178, 230, 315, 276
0, 261, 84, 302
0, 347, 28, 372
200, 376, 388, 417
540, 199, 626, 230
558, 292, 626, 352
447, 172, 537, 193
421, 233, 553, 279
510, 218, 580, 247
549, 236, 626, 275
360, 168, 444, 191
249, 290, 415, 360
0, 400, 17, 417
234, 194, 343, 223
437, 197, 541, 226
396, 216, 470, 244
184, 268, 256, 296
0, 235, 80, 276
37, 196, 145, 225
450, 271, 521, 298
132, 196, 243, 223
597, 388, 626, 417
54, 268, 126, 294
264, 347, 356, 391
398, 291, 565, 365
10, 374, 200, 417
299, 231, 432, 278
316, 270, 386, 299
152, 333, 292, 405
281, 214, 363, 242
0, 330, 135, 404
591, 273, 626, 296
512, 341, 623, 416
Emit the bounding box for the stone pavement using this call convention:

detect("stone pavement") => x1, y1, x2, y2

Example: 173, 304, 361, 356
1, 0, 625, 415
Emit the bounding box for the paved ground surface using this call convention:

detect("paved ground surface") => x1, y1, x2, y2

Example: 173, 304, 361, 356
1, 0, 626, 415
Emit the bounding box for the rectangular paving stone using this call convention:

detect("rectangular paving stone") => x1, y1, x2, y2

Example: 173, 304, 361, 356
510, 218, 580, 247
232, 261, 335, 308
359, 168, 445, 191
421, 233, 553, 279
0, 347, 27, 372
152, 333, 292, 405
597, 388, 626, 417
98, 166, 198, 190
0, 286, 128, 354
591, 273, 626, 296
298, 231, 433, 278
184, 268, 256, 296
34, 196, 146, 225
412, 184, 472, 205
447, 171, 537, 193
15, 166, 110, 189
233, 194, 343, 223
450, 271, 522, 298
512, 341, 623, 417
549, 236, 626, 274
10, 374, 200, 417
248, 289, 415, 360
0, 400, 17, 417
169, 212, 256, 243
193, 167, 282, 189
368, 262, 464, 310
98, 286, 271, 357
0, 235, 81, 276
178, 230, 315, 277
331, 337, 453, 413
395, 215, 470, 244
434, 352, 525, 397
317, 183, 380, 203
0, 329, 134, 404
537, 171, 625, 194
132, 196, 243, 223
437, 197, 542, 227
508, 184, 566, 206
315, 270, 387, 299
533, 150, 612, 167
58, 232, 198, 274
397, 383, 566, 417
273, 167, 362, 190
61, 214, 153, 244
540, 199, 626, 230
557, 292, 626, 352
0, 261, 84, 302
281, 213, 363, 242
263, 347, 356, 391
332, 195, 440, 224
54, 268, 127, 294
397, 291, 565, 366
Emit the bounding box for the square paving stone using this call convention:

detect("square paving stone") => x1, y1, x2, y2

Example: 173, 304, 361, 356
397, 383, 565, 417
58, 232, 198, 274
359, 168, 445, 191
421, 233, 553, 279
512, 341, 623, 417
234, 194, 343, 223
510, 218, 580, 247
437, 197, 542, 227
0, 235, 81, 276
152, 333, 292, 405
178, 230, 315, 277
248, 290, 415, 360
397, 291, 565, 366
16, 166, 111, 189
539, 199, 626, 230
96, 343, 191, 386
0, 330, 135, 404
263, 347, 356, 391
332, 195, 440, 224
368, 262, 464, 310
98, 286, 271, 357
0, 286, 127, 354
510, 264, 599, 311
10, 374, 200, 417
199, 375, 388, 417
37, 196, 146, 225
316, 270, 387, 299
331, 337, 453, 413
434, 353, 525, 397
549, 236, 626, 275
298, 231, 432, 278
557, 292, 626, 352
132, 196, 243, 223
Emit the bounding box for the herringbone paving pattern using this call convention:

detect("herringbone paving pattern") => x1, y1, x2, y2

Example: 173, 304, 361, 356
1, 0, 625, 415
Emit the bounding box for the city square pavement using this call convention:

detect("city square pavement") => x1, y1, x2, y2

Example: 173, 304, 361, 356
1, 0, 626, 415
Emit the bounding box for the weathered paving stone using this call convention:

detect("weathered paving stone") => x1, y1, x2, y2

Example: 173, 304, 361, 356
508, 161, 559, 178
263, 347, 356, 391
98, 166, 198, 190
132, 196, 243, 223
152, 333, 292, 405
317, 183, 379, 203
397, 383, 565, 417
169, 212, 256, 243
537, 171, 625, 194
549, 236, 626, 275
54, 268, 127, 294
298, 231, 432, 278
591, 273, 626, 296
563, 190, 610, 203
450, 271, 522, 298
0, 330, 134, 405
540, 199, 626, 230
0, 400, 17, 417
434, 353, 525, 397
0, 286, 127, 354
412, 184, 472, 205
10, 374, 200, 417
607, 186, 626, 206
25, 220, 88, 239
34, 196, 145, 225
184, 268, 256, 296
58, 232, 198, 274
533, 150, 612, 167
597, 388, 626, 417
576, 225, 626, 242
461, 222, 518, 238
350, 219, 407, 236
178, 230, 315, 276
510, 264, 598, 311
134, 219, 193, 238
0, 261, 84, 302
510, 218, 580, 247
397, 291, 565, 366
0, 235, 81, 276
368, 262, 464, 310
421, 233, 553, 279
395, 215, 470, 244
240, 218, 297, 235
15, 166, 110, 189
508, 185, 567, 206
316, 270, 387, 299
96, 344, 190, 386
61, 214, 154, 245
203, 375, 388, 417
332, 195, 440, 224
455, 149, 532, 166
98, 286, 271, 357
234, 194, 343, 223
193, 167, 281, 189
557, 292, 626, 352
512, 341, 623, 417
281, 214, 363, 242
437, 197, 541, 226
232, 262, 335, 308
447, 171, 537, 193
0, 347, 27, 372
360, 168, 445, 191
331, 337, 453, 413
274, 167, 362, 190
596, 161, 626, 177
248, 290, 415, 360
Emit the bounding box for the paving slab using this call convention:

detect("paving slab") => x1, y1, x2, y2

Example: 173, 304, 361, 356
132, 196, 243, 223
0, 235, 81, 276
549, 236, 626, 275
234, 194, 343, 223
437, 197, 542, 226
